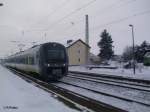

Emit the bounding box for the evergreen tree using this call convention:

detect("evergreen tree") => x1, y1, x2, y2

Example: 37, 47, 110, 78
135, 41, 150, 62
97, 29, 114, 60
122, 41, 150, 63
122, 46, 133, 61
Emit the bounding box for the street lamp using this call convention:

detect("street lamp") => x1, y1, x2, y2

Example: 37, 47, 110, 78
129, 24, 135, 74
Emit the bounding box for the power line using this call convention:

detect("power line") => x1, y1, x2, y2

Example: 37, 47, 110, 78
60, 0, 137, 27
25, 0, 97, 32
27, 9, 150, 46
68, 9, 150, 38
92, 9, 150, 30
44, 0, 97, 31
26, 0, 136, 32
30, 0, 70, 28
90, 0, 137, 20
57, 0, 124, 31
45, 0, 137, 32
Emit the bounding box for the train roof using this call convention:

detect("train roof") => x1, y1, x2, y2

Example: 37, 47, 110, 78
31, 42, 64, 48
5, 42, 65, 59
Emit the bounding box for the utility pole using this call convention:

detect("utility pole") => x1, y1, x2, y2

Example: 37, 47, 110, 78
85, 15, 89, 65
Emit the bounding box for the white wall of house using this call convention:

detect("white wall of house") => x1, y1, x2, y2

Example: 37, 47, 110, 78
67, 40, 90, 65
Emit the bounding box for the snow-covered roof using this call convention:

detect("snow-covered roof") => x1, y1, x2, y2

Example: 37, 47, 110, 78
145, 52, 150, 57
65, 39, 91, 48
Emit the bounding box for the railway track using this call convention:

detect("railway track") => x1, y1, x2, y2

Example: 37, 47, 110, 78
54, 72, 150, 110
7, 67, 126, 112
59, 78, 150, 106
69, 71, 150, 87
54, 80, 150, 111
67, 73, 150, 92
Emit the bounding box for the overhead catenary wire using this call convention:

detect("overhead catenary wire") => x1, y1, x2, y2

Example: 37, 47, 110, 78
20, 10, 150, 49
43, 0, 137, 30
57, 0, 125, 31
87, 0, 138, 21
30, 0, 70, 28
26, 0, 137, 32
27, 0, 124, 32
24, 0, 149, 44
25, 0, 97, 32
90, 0, 138, 18
57, 0, 138, 33
66, 9, 150, 38
92, 10, 150, 30
34, 9, 150, 43
41, 0, 97, 31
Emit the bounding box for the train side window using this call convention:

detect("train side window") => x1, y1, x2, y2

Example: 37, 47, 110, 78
18, 58, 20, 64
32, 57, 35, 65
20, 58, 23, 64
36, 52, 39, 58
29, 57, 31, 65
25, 57, 28, 64
28, 57, 34, 65
23, 58, 25, 64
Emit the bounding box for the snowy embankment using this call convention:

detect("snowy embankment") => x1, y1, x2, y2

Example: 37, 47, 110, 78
69, 64, 150, 81
0, 65, 79, 112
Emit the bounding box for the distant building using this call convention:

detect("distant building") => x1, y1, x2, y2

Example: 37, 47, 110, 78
144, 49, 150, 58
145, 52, 150, 58
144, 51, 150, 66
66, 39, 90, 65
112, 55, 122, 62
89, 53, 101, 64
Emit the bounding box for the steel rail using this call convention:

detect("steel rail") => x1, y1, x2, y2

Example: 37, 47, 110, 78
7, 67, 126, 112
67, 74, 150, 92
69, 71, 150, 85
59, 80, 150, 107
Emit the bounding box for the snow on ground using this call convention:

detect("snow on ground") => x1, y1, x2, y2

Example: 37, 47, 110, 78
67, 63, 150, 112
55, 82, 150, 112
0, 65, 79, 112
69, 63, 150, 81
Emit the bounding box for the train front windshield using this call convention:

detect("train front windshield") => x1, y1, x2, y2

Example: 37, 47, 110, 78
43, 44, 68, 77
47, 49, 65, 61
44, 43, 67, 63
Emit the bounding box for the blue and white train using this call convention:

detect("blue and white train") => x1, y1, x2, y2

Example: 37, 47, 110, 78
4, 42, 68, 81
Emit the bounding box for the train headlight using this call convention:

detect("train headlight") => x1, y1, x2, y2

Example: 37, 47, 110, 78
63, 64, 66, 66
47, 64, 50, 67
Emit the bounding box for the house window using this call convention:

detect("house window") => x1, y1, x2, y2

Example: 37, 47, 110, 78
78, 58, 80, 62
78, 50, 80, 54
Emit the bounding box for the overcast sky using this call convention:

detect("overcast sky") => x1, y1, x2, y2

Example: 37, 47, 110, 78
0, 0, 150, 58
